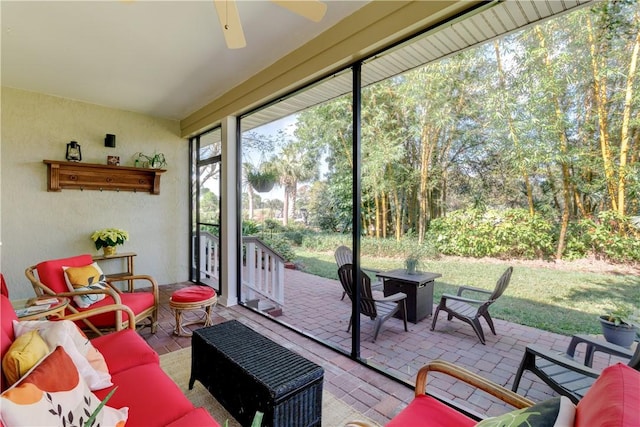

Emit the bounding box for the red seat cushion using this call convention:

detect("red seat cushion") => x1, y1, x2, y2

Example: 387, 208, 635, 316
94, 364, 196, 427
171, 286, 216, 303
386, 395, 476, 427
165, 408, 220, 427
575, 363, 640, 427
70, 292, 155, 328
91, 329, 159, 375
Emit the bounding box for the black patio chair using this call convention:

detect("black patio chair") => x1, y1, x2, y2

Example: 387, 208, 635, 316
512, 334, 640, 404
430, 266, 513, 344
334, 246, 383, 300
337, 263, 407, 342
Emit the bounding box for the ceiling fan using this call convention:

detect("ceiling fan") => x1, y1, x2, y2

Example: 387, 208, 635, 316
213, 0, 328, 49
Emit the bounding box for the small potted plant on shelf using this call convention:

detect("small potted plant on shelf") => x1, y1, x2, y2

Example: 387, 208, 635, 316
599, 305, 639, 348
91, 228, 129, 256
134, 151, 167, 169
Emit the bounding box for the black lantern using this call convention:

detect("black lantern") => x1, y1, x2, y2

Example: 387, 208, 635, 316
66, 141, 82, 162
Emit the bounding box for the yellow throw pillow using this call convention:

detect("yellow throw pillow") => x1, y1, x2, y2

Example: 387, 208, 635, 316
62, 262, 108, 308
1, 330, 49, 386
64, 263, 105, 289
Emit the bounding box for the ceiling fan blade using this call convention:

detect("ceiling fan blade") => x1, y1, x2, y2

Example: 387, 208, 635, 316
213, 0, 246, 49
271, 0, 327, 23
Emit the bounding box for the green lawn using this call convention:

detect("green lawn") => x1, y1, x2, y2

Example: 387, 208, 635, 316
294, 249, 640, 336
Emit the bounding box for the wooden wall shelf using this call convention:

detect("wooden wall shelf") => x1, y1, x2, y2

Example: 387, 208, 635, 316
43, 160, 166, 194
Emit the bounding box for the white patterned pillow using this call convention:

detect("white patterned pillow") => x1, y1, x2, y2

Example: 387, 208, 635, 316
14, 319, 112, 390
0, 346, 127, 427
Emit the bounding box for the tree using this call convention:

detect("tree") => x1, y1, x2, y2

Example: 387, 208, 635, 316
274, 131, 321, 226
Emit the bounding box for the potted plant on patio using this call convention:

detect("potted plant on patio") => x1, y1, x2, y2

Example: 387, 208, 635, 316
91, 228, 129, 256
404, 252, 421, 275
599, 305, 639, 348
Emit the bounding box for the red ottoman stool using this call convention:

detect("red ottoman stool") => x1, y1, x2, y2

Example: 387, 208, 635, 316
169, 286, 217, 337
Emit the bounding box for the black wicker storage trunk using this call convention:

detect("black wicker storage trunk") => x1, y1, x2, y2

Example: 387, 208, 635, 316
189, 320, 324, 427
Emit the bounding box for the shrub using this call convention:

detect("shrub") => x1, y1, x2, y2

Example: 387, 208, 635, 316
581, 211, 640, 263
261, 235, 296, 262
262, 218, 284, 232
242, 220, 260, 236
428, 208, 555, 259
282, 231, 304, 246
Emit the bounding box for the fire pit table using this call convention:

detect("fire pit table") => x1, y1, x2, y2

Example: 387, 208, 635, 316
189, 320, 324, 427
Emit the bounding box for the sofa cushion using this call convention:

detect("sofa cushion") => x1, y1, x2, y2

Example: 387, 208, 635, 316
1, 295, 18, 391
35, 254, 94, 294
94, 363, 195, 427
1, 330, 49, 387
386, 394, 476, 427
575, 363, 640, 427
476, 396, 575, 427
15, 320, 112, 390
63, 262, 108, 308
171, 285, 216, 303
0, 346, 127, 427
165, 407, 221, 427
91, 328, 159, 375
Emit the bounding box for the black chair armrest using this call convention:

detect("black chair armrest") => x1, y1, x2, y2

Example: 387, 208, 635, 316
566, 334, 635, 367
525, 344, 601, 378
362, 267, 381, 275
377, 292, 407, 303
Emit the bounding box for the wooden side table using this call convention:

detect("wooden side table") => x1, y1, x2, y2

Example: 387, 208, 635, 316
93, 252, 137, 291
12, 297, 69, 321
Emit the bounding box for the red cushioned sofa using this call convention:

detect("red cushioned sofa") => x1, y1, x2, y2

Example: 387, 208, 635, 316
349, 359, 639, 426
0, 294, 219, 427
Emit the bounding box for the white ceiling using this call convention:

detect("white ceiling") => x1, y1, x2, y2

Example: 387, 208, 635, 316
1, 0, 369, 121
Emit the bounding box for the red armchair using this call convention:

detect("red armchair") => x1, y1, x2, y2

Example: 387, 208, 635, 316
25, 254, 158, 335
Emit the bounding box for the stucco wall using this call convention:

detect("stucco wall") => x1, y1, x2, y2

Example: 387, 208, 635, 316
1, 87, 189, 298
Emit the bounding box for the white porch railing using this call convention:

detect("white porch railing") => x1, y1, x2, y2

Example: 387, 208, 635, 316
194, 233, 285, 309
242, 236, 285, 309
193, 232, 220, 287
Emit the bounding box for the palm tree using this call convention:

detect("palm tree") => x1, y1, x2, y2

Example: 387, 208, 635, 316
274, 142, 319, 226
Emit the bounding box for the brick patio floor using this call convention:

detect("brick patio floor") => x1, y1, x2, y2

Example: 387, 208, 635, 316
141, 270, 629, 425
